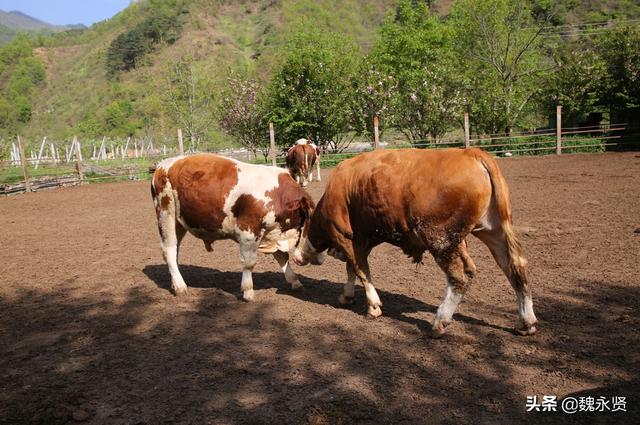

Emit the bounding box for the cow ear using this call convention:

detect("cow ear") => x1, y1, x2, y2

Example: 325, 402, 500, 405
299, 195, 314, 217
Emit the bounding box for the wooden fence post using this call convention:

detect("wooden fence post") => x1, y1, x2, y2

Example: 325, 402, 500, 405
34, 136, 47, 169
17, 136, 31, 193
373, 115, 380, 149
464, 112, 471, 148
50, 143, 57, 164
11, 142, 18, 164
556, 105, 562, 155
269, 122, 276, 166
123, 137, 130, 159
73, 136, 84, 182
178, 129, 184, 156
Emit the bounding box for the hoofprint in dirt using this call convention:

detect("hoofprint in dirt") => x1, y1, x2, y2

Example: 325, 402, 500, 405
0, 152, 638, 424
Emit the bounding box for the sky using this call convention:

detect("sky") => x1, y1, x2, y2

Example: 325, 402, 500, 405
0, 0, 132, 26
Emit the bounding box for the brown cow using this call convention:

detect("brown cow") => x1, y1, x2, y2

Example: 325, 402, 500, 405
151, 153, 314, 301
286, 138, 321, 187
293, 148, 537, 337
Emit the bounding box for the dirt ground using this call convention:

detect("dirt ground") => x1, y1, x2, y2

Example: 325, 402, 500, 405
1, 152, 639, 425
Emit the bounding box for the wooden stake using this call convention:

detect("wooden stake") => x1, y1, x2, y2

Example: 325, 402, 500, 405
556, 105, 562, 155
17, 136, 31, 193
74, 136, 84, 181
373, 115, 380, 149
50, 143, 57, 163
123, 137, 130, 159
269, 122, 276, 166
464, 112, 471, 148
178, 129, 184, 156
35, 136, 47, 169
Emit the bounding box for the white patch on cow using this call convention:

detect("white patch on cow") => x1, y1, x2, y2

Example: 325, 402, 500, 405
518, 292, 537, 325
263, 211, 276, 228
273, 251, 302, 289
222, 159, 286, 226
474, 163, 495, 232
435, 281, 464, 325
241, 269, 254, 301
156, 155, 186, 173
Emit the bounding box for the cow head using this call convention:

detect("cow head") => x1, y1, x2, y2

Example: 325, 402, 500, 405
292, 236, 327, 266
292, 208, 328, 266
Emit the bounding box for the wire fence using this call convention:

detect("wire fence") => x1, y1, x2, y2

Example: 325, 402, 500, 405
2, 119, 638, 195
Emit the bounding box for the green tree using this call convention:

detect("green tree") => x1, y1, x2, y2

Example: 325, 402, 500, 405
450, 0, 551, 135
106, 4, 184, 77
265, 24, 360, 152
0, 34, 46, 138
162, 57, 216, 151
547, 39, 607, 121
373, 0, 463, 143
597, 24, 640, 110
350, 58, 397, 144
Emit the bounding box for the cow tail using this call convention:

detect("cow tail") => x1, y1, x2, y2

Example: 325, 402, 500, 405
303, 148, 309, 177
477, 151, 527, 273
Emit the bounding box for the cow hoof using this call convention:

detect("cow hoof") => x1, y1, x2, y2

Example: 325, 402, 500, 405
431, 321, 449, 338
172, 285, 188, 297
515, 322, 537, 336
242, 290, 255, 302
366, 305, 382, 319
338, 294, 354, 305
290, 280, 303, 291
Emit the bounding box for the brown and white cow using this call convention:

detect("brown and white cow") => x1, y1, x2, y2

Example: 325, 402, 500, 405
286, 138, 321, 187
293, 148, 538, 337
151, 153, 314, 301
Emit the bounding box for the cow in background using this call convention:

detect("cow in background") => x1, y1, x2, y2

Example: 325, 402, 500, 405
286, 138, 321, 187
293, 148, 537, 338
151, 153, 314, 302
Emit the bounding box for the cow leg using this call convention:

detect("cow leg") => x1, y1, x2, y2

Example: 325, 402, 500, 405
316, 159, 321, 182
337, 262, 356, 305
239, 236, 259, 302
432, 247, 471, 337
460, 239, 476, 278
353, 247, 382, 318
273, 250, 303, 290
158, 212, 188, 296
475, 228, 537, 335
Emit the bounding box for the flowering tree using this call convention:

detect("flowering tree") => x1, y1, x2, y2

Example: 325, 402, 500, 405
265, 23, 360, 153
393, 64, 464, 143
351, 59, 397, 143
373, 0, 462, 144
219, 77, 269, 159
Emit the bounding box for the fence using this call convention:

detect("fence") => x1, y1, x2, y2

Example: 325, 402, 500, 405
2, 107, 638, 195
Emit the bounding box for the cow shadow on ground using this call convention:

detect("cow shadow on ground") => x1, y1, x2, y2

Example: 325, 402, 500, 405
143, 264, 513, 335
1, 278, 639, 424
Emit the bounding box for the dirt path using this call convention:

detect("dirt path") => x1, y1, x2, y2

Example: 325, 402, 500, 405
1, 152, 639, 424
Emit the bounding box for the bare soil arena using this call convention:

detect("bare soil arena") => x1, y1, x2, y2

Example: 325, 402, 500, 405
1, 152, 639, 425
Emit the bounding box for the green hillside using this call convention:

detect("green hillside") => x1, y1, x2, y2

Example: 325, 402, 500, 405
0, 10, 85, 46
6, 0, 393, 146
1, 0, 639, 152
